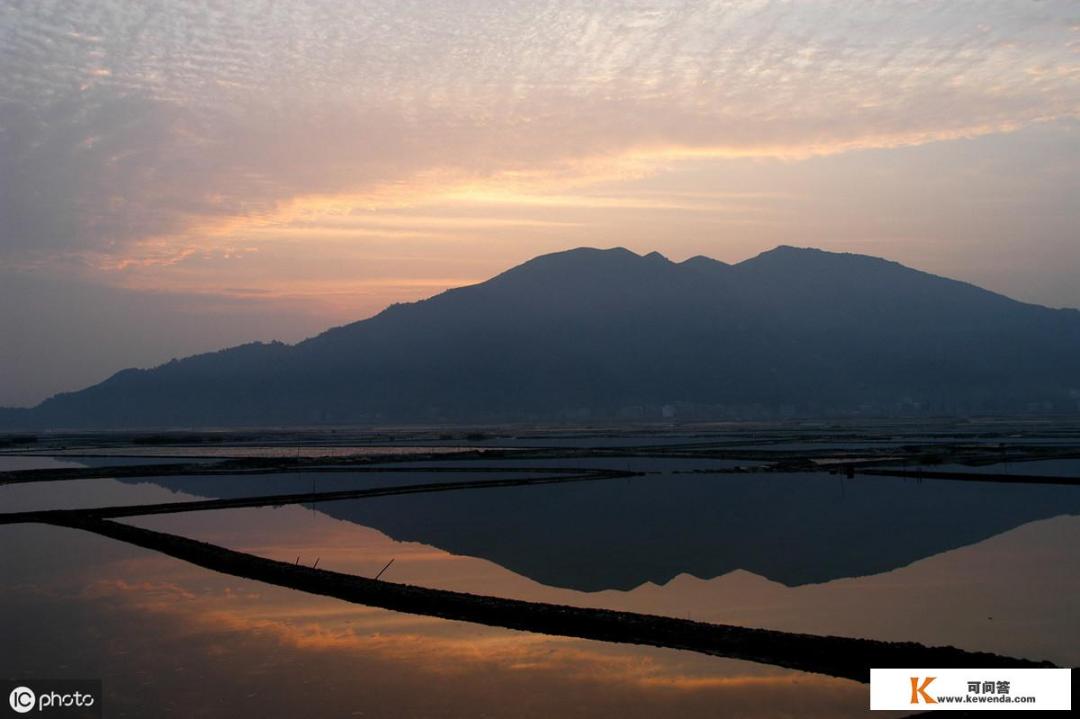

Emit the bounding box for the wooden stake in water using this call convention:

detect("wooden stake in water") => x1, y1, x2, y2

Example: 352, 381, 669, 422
374, 558, 395, 581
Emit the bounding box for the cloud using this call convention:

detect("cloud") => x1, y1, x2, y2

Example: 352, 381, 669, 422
1, 0, 1077, 267
1, 1, 1077, 404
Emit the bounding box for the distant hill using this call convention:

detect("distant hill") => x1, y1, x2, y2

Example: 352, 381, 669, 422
4, 246, 1080, 428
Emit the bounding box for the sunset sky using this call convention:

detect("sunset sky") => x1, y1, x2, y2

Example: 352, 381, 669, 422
1, 0, 1078, 406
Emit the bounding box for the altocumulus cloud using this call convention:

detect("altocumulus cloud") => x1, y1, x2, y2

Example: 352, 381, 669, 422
1, 0, 1077, 268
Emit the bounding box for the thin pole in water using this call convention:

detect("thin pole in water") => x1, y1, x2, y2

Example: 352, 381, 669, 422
374, 558, 395, 581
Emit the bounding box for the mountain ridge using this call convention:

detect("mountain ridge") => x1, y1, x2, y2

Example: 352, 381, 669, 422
4, 245, 1080, 428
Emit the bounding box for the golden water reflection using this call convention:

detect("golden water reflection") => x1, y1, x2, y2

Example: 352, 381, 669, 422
2, 521, 875, 718
4, 455, 1076, 717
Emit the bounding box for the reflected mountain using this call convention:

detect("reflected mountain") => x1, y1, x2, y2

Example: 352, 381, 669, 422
114, 468, 1080, 590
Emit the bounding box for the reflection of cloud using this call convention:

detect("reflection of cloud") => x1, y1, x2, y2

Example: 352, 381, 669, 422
83, 569, 860, 702
5, 573, 872, 718
83, 578, 198, 603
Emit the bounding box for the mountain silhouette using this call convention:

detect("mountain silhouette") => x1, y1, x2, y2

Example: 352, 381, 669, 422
4, 246, 1080, 428
113, 468, 1080, 590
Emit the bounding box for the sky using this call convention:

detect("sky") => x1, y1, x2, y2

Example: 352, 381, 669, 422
1, 0, 1078, 406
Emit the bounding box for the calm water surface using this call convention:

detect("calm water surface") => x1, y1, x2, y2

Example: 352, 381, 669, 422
2, 452, 1077, 718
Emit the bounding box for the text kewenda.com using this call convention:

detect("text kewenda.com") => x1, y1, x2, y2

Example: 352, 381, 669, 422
935, 695, 1037, 704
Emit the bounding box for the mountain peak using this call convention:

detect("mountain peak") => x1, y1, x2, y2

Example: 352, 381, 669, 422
736, 245, 904, 273
540, 246, 638, 261
9, 244, 1080, 429
681, 255, 730, 271
491, 246, 668, 286
742, 245, 831, 263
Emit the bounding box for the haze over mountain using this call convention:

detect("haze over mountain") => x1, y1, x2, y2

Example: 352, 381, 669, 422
4, 246, 1080, 429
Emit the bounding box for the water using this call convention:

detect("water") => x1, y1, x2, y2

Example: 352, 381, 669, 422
2, 434, 1078, 718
